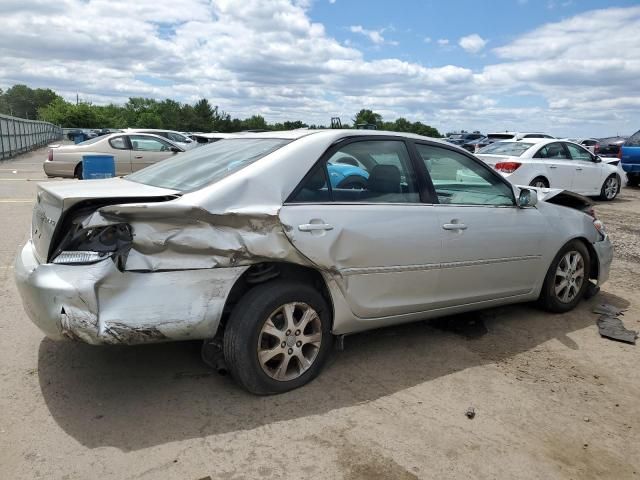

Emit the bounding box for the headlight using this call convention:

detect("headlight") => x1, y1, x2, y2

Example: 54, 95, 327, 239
52, 251, 111, 265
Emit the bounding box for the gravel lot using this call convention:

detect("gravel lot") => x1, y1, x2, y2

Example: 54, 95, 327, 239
1, 146, 639, 479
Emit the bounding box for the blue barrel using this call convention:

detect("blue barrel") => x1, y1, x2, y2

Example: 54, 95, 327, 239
81, 155, 115, 180
74, 133, 85, 144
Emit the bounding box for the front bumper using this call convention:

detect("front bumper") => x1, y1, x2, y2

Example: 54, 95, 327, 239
593, 234, 613, 286
14, 240, 246, 345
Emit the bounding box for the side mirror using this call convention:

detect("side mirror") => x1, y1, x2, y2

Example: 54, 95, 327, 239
593, 155, 602, 163
517, 188, 538, 208
170, 146, 181, 153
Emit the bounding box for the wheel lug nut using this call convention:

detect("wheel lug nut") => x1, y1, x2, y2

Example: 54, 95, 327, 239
281, 342, 286, 348
286, 330, 291, 336
288, 348, 293, 354
296, 341, 302, 347
295, 330, 301, 336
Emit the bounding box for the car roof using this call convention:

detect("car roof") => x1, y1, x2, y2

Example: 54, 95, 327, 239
229, 128, 453, 144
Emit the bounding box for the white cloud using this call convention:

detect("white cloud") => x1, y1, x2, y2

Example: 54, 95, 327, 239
423, 37, 432, 43
349, 25, 397, 45
458, 34, 487, 53
0, 1, 638, 136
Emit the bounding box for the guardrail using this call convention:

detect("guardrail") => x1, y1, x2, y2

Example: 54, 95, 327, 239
0, 114, 63, 160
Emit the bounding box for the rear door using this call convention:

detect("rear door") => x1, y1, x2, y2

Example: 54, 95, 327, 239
107, 135, 133, 175
532, 142, 574, 189
280, 138, 445, 319
415, 143, 548, 306
128, 135, 178, 171
564, 142, 605, 195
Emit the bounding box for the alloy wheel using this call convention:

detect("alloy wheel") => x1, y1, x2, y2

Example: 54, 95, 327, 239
554, 250, 585, 303
604, 177, 618, 199
257, 302, 322, 381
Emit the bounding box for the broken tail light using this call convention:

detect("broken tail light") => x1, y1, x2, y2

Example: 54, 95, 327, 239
494, 161, 522, 173
52, 224, 133, 266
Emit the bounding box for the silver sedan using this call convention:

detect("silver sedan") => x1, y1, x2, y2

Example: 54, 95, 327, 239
16, 130, 613, 394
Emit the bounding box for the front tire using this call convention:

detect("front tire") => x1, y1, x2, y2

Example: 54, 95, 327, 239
223, 281, 332, 395
599, 174, 619, 201
539, 240, 591, 313
74, 163, 83, 180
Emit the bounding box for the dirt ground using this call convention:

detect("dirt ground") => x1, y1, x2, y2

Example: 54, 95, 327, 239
1, 146, 638, 480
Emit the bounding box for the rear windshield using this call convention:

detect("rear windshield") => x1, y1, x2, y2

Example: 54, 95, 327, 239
477, 142, 534, 156
126, 138, 290, 192
487, 134, 515, 140
76, 136, 103, 146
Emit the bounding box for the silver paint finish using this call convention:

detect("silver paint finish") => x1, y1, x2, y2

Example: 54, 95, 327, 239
15, 130, 615, 345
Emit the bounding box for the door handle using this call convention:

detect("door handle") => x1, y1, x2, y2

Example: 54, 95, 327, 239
442, 223, 467, 231
576, 167, 583, 171
134, 155, 143, 159
298, 223, 334, 232
549, 165, 558, 169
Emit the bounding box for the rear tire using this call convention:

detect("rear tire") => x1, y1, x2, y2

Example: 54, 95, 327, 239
529, 176, 549, 188
223, 281, 332, 395
74, 163, 83, 180
599, 174, 620, 201
538, 240, 591, 313
627, 174, 640, 187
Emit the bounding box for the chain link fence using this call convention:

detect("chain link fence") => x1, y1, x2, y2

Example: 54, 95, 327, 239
0, 114, 63, 160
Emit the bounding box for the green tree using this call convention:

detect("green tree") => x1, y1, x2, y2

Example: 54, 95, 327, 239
192, 98, 214, 131
353, 109, 382, 128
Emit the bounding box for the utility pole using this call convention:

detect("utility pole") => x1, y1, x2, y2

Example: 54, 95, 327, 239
76, 93, 79, 105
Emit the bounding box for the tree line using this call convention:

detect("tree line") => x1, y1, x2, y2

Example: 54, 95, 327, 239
0, 84, 440, 137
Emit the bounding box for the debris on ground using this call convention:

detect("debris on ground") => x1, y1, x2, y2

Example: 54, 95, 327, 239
596, 315, 638, 345
593, 304, 627, 317
465, 407, 476, 419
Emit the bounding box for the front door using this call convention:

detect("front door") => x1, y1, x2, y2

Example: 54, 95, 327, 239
280, 139, 444, 319
415, 143, 548, 306
564, 142, 605, 195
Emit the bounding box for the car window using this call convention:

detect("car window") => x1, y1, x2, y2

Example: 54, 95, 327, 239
127, 138, 290, 192
109, 136, 128, 150
626, 130, 640, 147
129, 135, 172, 152
565, 143, 592, 161
417, 144, 514, 206
487, 134, 515, 140
290, 140, 419, 204
167, 132, 187, 143
534, 142, 570, 159
477, 142, 533, 156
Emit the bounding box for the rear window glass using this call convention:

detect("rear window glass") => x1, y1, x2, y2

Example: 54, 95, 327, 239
127, 138, 290, 192
477, 142, 534, 156
487, 134, 515, 140
626, 130, 640, 147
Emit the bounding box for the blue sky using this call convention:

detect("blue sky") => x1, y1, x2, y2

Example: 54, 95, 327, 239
0, 0, 639, 136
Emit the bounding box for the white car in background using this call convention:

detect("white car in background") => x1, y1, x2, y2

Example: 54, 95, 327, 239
125, 129, 199, 150
487, 132, 555, 142
44, 132, 184, 178
476, 139, 621, 200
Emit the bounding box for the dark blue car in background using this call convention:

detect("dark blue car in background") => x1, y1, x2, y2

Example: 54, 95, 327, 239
621, 129, 640, 186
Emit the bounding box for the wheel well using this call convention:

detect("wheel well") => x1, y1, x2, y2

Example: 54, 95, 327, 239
221, 262, 334, 330
575, 237, 599, 281
530, 176, 549, 187
74, 162, 82, 178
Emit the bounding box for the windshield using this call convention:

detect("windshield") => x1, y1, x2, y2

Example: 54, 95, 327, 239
127, 138, 290, 191
477, 142, 534, 156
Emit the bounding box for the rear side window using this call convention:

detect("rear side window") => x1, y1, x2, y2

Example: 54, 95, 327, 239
109, 136, 128, 150
534, 143, 569, 159
289, 140, 419, 204
627, 130, 640, 147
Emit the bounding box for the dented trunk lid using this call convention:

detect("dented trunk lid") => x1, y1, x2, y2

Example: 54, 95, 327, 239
31, 177, 179, 263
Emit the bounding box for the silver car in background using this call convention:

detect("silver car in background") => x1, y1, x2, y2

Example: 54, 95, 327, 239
16, 130, 612, 394
44, 132, 184, 178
